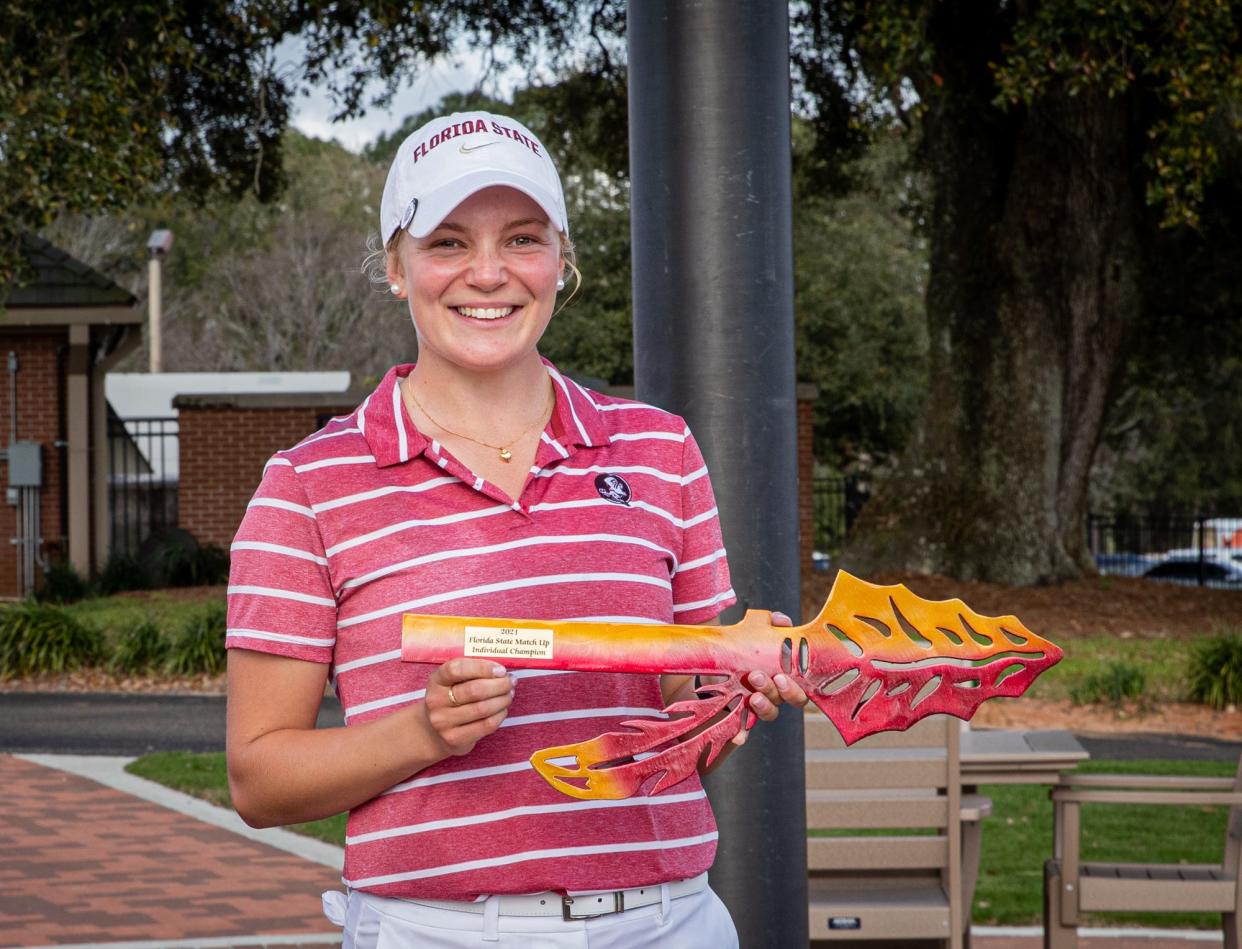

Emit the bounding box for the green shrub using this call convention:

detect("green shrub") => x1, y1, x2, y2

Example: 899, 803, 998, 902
165, 601, 227, 676
37, 561, 92, 604
0, 601, 103, 678
1069, 661, 1147, 706
96, 551, 152, 595
1188, 633, 1242, 711
186, 544, 229, 586
109, 620, 170, 675
146, 530, 230, 588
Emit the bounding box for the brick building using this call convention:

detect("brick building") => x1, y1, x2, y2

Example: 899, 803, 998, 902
3, 239, 822, 596
0, 236, 141, 596
173, 383, 819, 569
174, 391, 359, 549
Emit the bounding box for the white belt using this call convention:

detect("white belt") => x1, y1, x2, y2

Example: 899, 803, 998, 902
400, 872, 709, 920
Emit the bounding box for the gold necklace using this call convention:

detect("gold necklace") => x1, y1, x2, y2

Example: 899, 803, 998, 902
407, 380, 555, 463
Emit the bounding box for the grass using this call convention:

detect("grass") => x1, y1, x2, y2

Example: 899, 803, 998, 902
975, 759, 1232, 928
1029, 635, 1193, 703
128, 751, 234, 808
1067, 660, 1147, 706
130, 752, 1233, 928
126, 751, 347, 843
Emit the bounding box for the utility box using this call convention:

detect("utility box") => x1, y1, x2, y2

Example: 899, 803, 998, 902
7, 441, 42, 487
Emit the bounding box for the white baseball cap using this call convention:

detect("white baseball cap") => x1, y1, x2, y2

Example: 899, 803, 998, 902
379, 111, 569, 246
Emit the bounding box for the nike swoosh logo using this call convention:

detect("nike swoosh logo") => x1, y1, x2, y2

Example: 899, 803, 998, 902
459, 142, 499, 155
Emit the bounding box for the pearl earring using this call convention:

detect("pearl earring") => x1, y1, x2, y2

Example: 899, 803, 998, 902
556, 277, 565, 291
390, 284, 401, 295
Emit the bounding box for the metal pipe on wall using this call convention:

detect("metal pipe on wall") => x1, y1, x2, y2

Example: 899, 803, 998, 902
628, 2, 807, 944
8, 351, 17, 443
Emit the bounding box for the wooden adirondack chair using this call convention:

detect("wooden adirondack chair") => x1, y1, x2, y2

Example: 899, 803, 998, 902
1043, 758, 1242, 949
804, 714, 990, 947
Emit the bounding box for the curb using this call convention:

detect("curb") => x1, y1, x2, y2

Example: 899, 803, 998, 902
17, 753, 344, 869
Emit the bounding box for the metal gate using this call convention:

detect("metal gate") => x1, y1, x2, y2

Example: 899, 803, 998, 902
108, 416, 178, 556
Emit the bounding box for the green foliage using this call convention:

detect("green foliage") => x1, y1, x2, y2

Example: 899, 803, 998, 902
126, 530, 230, 590
1069, 661, 1147, 706
995, 0, 1242, 229
0, 601, 103, 678
1, 0, 621, 289
843, 0, 1242, 229
98, 540, 229, 595
109, 620, 171, 675
0, 0, 290, 286
61, 590, 218, 639
36, 561, 91, 605
96, 552, 152, 596
792, 125, 928, 470
164, 601, 228, 677
1188, 633, 1242, 711
44, 130, 410, 377
152, 541, 230, 589
1092, 154, 1242, 517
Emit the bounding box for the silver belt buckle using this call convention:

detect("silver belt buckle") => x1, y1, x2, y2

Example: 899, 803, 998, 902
561, 891, 624, 920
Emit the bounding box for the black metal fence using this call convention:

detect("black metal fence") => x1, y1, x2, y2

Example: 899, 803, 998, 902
108, 416, 178, 556
1087, 514, 1242, 589
811, 475, 869, 568
809, 488, 1242, 589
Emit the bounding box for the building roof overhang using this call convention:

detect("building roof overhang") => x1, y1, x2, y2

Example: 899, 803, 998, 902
3, 234, 140, 322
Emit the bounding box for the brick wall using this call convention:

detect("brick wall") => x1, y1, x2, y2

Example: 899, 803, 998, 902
0, 332, 66, 596
175, 387, 819, 571
797, 388, 815, 575
176, 398, 356, 550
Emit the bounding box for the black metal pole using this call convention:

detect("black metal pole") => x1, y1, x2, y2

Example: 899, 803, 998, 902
627, 3, 807, 945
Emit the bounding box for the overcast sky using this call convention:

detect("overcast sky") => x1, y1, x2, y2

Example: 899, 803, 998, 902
278, 39, 500, 152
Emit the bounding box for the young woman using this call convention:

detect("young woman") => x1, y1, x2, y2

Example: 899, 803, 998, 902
225, 111, 806, 948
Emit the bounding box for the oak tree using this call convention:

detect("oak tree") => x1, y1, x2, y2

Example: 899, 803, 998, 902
815, 0, 1242, 582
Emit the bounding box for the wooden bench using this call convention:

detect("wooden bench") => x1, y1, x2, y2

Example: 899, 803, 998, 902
1044, 759, 1242, 948
805, 714, 991, 947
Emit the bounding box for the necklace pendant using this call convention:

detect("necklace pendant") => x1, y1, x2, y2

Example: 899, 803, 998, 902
499, 448, 513, 462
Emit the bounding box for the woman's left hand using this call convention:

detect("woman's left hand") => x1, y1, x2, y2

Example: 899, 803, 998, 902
732, 610, 809, 746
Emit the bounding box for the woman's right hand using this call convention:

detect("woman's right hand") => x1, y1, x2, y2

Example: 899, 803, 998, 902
419, 658, 515, 757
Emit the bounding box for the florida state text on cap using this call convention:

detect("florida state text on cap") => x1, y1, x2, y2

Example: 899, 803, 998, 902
379, 111, 569, 245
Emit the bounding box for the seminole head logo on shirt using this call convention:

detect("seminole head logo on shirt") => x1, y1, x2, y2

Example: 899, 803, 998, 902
594, 473, 632, 506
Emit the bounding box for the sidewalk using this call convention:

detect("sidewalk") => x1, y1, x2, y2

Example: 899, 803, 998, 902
973, 932, 1222, 948
0, 752, 1224, 948
1, 754, 342, 948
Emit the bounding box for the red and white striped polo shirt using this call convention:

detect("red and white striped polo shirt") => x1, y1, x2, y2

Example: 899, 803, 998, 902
226, 359, 736, 900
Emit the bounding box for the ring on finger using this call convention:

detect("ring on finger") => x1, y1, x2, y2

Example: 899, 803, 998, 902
448, 685, 460, 707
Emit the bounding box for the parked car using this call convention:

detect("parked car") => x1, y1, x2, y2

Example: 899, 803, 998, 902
1142, 556, 1242, 588
1161, 546, 1242, 564
1094, 552, 1159, 576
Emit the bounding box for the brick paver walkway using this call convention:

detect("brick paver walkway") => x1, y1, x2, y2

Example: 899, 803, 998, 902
0, 754, 1223, 948
0, 755, 341, 947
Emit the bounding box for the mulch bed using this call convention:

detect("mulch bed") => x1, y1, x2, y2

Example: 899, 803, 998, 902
803, 571, 1242, 640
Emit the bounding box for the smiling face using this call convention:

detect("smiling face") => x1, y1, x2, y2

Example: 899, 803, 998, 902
387, 186, 564, 378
